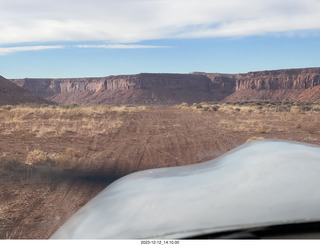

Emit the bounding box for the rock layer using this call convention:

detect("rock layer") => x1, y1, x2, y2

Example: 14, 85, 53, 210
11, 73, 235, 105
10, 67, 320, 105
225, 68, 320, 102
236, 68, 320, 91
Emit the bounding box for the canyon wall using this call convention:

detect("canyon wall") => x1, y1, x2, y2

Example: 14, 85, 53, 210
11, 73, 235, 105
10, 68, 320, 105
225, 68, 320, 102
236, 68, 320, 91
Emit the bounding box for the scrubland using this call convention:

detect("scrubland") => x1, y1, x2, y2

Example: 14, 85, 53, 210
0, 104, 146, 168
176, 101, 320, 141
1, 101, 320, 239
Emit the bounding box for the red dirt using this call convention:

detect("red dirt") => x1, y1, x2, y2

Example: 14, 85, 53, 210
1, 106, 320, 239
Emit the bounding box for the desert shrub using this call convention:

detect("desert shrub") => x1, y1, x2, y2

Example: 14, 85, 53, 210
66, 107, 83, 117
59, 104, 79, 109
246, 136, 265, 143
65, 148, 81, 157
26, 149, 50, 165
301, 106, 312, 112
50, 148, 82, 169
36, 128, 57, 137
2, 105, 13, 111
174, 102, 190, 110
52, 154, 75, 169
296, 123, 302, 129
276, 105, 291, 112
282, 101, 291, 105
256, 125, 267, 134
212, 105, 219, 111
313, 107, 320, 112
20, 133, 26, 140
18, 103, 42, 108
235, 108, 241, 112
290, 106, 301, 113
202, 106, 210, 111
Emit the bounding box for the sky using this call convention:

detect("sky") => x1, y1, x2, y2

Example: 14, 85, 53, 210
0, 0, 320, 78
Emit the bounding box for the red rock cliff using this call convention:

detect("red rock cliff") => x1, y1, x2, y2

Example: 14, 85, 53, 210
10, 68, 320, 104
11, 73, 235, 105
225, 68, 320, 102
236, 68, 320, 91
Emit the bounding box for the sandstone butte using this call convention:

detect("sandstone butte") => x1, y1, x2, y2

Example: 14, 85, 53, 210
7, 67, 320, 105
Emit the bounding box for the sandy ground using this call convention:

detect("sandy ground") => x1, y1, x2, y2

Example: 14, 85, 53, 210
1, 103, 320, 239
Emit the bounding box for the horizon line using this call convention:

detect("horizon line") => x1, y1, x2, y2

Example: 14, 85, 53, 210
5, 66, 320, 80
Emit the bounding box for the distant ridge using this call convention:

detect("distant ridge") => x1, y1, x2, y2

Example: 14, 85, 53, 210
224, 67, 320, 102
0, 76, 53, 105
11, 73, 235, 105
10, 67, 320, 105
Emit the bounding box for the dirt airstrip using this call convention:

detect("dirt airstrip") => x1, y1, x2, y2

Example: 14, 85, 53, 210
1, 102, 320, 239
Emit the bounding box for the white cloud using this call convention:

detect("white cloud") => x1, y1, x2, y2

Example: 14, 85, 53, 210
0, 43, 167, 56
0, 45, 64, 55
76, 44, 170, 49
0, 0, 320, 45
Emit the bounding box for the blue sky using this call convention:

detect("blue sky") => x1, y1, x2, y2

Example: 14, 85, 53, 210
0, 0, 320, 78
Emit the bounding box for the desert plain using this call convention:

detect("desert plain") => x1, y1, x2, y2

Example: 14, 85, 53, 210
1, 101, 320, 238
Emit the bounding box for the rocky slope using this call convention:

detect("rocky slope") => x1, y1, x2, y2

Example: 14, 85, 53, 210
0, 76, 53, 105
10, 67, 320, 105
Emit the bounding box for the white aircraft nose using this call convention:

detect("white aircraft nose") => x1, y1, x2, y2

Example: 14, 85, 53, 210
51, 140, 320, 239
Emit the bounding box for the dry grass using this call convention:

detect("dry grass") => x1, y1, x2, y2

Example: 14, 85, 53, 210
0, 104, 147, 170
51, 148, 85, 170
0, 104, 145, 137
246, 136, 265, 143
176, 101, 320, 114
1, 102, 320, 171
176, 101, 320, 137
26, 149, 50, 165
2, 102, 320, 240
2, 102, 319, 139
25, 148, 84, 169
